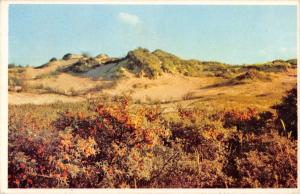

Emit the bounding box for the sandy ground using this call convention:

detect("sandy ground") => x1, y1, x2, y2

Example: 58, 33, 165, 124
27, 72, 112, 93
104, 73, 222, 102
9, 68, 296, 109
9, 92, 84, 105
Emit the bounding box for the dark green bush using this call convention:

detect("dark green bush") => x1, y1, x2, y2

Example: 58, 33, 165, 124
49, 58, 57, 62
273, 87, 297, 139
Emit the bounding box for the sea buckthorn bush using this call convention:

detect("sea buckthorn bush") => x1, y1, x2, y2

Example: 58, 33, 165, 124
8, 92, 297, 188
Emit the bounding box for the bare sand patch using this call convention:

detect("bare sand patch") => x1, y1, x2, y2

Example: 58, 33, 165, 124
9, 92, 84, 105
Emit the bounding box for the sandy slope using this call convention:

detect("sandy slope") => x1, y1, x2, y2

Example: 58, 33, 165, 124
82, 63, 118, 78
22, 59, 81, 79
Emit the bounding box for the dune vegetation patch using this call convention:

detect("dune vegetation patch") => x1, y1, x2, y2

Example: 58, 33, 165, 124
232, 70, 272, 83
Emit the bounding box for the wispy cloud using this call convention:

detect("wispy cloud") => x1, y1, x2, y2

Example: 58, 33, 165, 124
118, 12, 141, 26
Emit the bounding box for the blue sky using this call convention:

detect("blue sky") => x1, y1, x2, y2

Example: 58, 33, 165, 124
9, 4, 297, 66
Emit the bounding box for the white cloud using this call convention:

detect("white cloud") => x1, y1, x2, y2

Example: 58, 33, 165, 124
118, 12, 141, 26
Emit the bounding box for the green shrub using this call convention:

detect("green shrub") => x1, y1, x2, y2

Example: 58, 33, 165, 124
62, 58, 100, 73
63, 53, 72, 60
127, 48, 162, 78
49, 57, 57, 62
272, 87, 297, 139
8, 63, 17, 68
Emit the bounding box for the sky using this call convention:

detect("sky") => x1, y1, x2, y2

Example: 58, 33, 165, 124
9, 4, 297, 66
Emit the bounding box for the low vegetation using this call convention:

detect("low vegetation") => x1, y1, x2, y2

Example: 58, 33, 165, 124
8, 63, 23, 69
62, 58, 101, 73
228, 70, 272, 85
8, 87, 297, 188
125, 48, 231, 78
119, 48, 296, 79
